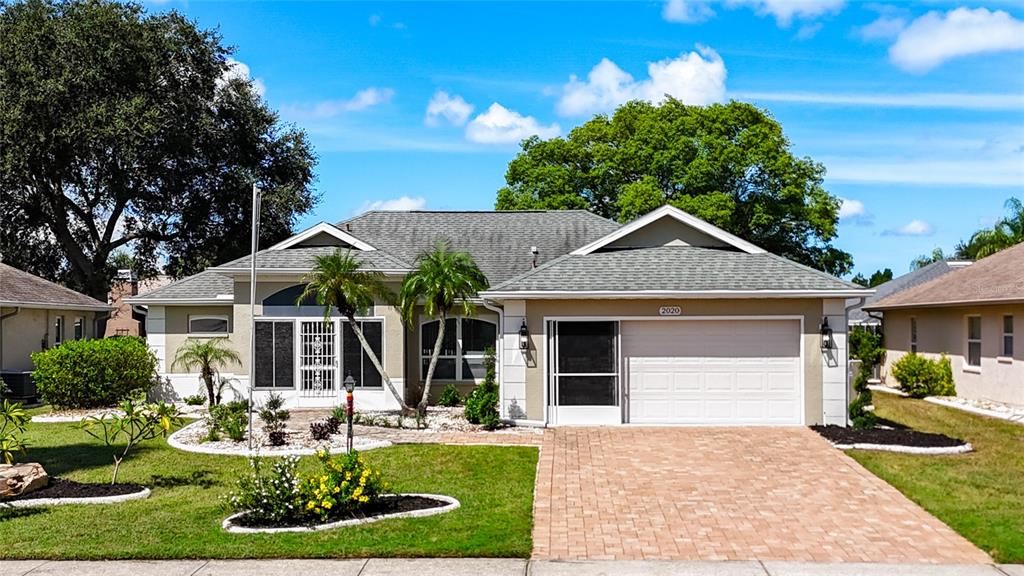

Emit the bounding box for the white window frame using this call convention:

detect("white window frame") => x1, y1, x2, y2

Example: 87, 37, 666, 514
910, 317, 918, 354
188, 314, 230, 337
966, 315, 982, 371
1001, 315, 1014, 361
73, 317, 85, 340
419, 317, 497, 382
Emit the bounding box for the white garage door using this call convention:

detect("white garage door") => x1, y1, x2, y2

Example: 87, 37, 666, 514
622, 320, 802, 425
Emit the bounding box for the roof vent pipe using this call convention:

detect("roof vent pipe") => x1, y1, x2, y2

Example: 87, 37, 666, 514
531, 246, 538, 268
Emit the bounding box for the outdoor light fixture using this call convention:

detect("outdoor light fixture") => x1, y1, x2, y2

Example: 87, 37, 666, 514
820, 317, 834, 351
518, 320, 530, 350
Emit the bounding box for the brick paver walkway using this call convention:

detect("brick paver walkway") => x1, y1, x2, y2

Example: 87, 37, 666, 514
533, 427, 989, 564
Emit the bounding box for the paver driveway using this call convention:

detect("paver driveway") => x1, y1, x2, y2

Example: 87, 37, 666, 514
533, 427, 989, 563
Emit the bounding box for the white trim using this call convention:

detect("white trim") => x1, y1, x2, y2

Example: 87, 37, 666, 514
831, 442, 973, 455
221, 494, 459, 533
570, 205, 766, 256
127, 297, 233, 305
482, 289, 871, 300
0, 488, 151, 509
0, 300, 111, 311
267, 221, 377, 252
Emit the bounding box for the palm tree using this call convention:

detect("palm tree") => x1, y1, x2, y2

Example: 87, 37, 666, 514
171, 338, 242, 407
957, 197, 1024, 259
399, 239, 489, 415
297, 250, 409, 411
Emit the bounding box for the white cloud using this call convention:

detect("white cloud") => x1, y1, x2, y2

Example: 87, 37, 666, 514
355, 196, 427, 214
825, 156, 1023, 187
465, 103, 560, 144
217, 58, 266, 97
795, 22, 823, 40
425, 91, 474, 127
556, 47, 727, 117
282, 87, 394, 119
662, 0, 715, 23
368, 14, 381, 26
856, 15, 906, 41
732, 90, 1024, 111
884, 220, 934, 237
725, 0, 845, 27
838, 197, 873, 226
889, 7, 1024, 73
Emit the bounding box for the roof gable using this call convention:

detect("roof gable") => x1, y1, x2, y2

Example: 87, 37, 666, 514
572, 205, 765, 256
268, 222, 376, 252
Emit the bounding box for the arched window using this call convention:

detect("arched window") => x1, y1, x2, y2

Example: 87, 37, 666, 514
420, 317, 497, 381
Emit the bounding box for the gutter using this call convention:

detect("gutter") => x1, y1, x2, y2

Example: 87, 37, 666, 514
481, 289, 874, 300
0, 300, 113, 312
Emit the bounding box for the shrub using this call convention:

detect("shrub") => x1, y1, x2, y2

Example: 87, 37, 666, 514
32, 337, 158, 408
183, 394, 206, 406
226, 455, 303, 525
438, 383, 462, 407
81, 399, 183, 483
0, 377, 10, 398
330, 406, 347, 423
259, 393, 290, 446
891, 352, 957, 398
465, 348, 500, 429
0, 399, 30, 464
301, 449, 389, 522
849, 326, 885, 366
208, 400, 249, 443
309, 419, 335, 441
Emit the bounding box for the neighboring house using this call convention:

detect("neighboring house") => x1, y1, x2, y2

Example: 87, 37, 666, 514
105, 269, 172, 338
847, 260, 972, 328
129, 206, 868, 426
0, 263, 111, 398
866, 242, 1024, 406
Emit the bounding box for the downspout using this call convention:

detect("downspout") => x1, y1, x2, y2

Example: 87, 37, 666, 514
0, 307, 20, 372
481, 298, 505, 420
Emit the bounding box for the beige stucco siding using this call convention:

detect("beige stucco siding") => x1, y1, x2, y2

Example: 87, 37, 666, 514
520, 298, 829, 423
881, 304, 1024, 406
1, 307, 99, 372
163, 305, 239, 373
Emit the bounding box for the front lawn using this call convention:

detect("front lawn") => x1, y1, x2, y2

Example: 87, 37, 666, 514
849, 393, 1024, 563
0, 421, 537, 559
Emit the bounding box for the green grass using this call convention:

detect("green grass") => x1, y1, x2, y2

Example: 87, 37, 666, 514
849, 393, 1024, 563
0, 421, 538, 559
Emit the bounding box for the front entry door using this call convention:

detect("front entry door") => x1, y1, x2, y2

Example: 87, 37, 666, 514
298, 320, 338, 405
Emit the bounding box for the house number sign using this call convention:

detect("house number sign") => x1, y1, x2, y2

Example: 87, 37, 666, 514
659, 306, 682, 316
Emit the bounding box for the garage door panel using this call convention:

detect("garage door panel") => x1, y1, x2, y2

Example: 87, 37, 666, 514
624, 320, 801, 425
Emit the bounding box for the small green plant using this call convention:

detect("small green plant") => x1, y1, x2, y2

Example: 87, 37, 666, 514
226, 455, 303, 525
0, 399, 31, 464
0, 376, 10, 398
259, 393, 290, 446
208, 400, 249, 443
330, 406, 347, 423
438, 383, 462, 407
183, 394, 206, 406
81, 399, 183, 484
32, 336, 158, 408
465, 347, 500, 429
891, 352, 956, 399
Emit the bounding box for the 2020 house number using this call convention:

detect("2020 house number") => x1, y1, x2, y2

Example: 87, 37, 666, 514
659, 306, 682, 316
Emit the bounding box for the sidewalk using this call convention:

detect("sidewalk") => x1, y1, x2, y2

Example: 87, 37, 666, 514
3, 559, 1023, 576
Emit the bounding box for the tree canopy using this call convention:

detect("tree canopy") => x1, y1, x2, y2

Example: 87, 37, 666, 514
0, 0, 318, 299
495, 99, 852, 276
911, 197, 1022, 269
851, 268, 893, 288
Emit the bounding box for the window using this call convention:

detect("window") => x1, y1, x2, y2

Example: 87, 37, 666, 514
342, 320, 383, 388
910, 317, 918, 353
188, 315, 229, 335
967, 316, 982, 368
254, 320, 294, 388
551, 321, 619, 406
73, 317, 85, 340
1004, 315, 1014, 358
420, 317, 497, 381
54, 315, 65, 345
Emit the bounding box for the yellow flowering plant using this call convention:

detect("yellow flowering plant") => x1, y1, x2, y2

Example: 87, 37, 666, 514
301, 449, 390, 522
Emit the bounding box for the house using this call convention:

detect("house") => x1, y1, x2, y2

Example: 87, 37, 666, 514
104, 269, 172, 338
865, 242, 1023, 406
0, 263, 111, 399
129, 206, 869, 426
846, 260, 972, 328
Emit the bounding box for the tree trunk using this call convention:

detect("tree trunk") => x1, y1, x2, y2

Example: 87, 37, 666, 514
111, 456, 122, 485
419, 314, 447, 416
203, 367, 215, 407
345, 315, 413, 414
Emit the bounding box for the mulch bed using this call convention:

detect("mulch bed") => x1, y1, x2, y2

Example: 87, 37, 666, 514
811, 425, 966, 448
0, 477, 144, 502
233, 495, 448, 529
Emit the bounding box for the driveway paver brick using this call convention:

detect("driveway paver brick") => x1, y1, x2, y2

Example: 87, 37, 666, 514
532, 427, 989, 563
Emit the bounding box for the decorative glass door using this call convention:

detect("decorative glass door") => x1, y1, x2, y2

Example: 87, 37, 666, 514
299, 320, 337, 397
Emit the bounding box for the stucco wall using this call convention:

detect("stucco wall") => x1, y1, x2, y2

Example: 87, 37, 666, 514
518, 298, 834, 424
881, 304, 1024, 406
1, 307, 98, 372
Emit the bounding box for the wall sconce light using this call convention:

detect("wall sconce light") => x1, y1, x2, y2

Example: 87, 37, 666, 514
820, 317, 834, 351
518, 321, 530, 350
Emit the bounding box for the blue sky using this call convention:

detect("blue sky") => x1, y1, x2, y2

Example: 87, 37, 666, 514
152, 0, 1024, 278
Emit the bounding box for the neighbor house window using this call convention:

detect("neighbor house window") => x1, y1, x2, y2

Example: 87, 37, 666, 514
967, 316, 982, 368
254, 320, 294, 389
188, 315, 229, 335
420, 318, 497, 381
73, 317, 85, 340
1004, 315, 1014, 357
54, 315, 65, 345
910, 317, 918, 353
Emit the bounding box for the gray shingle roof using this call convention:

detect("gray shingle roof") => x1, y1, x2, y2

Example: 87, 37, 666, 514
848, 260, 971, 324
485, 246, 863, 294
212, 246, 411, 272
338, 210, 621, 284
127, 270, 234, 304
0, 263, 110, 310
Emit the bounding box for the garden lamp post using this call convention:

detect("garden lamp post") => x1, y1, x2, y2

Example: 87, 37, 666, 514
344, 373, 356, 453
